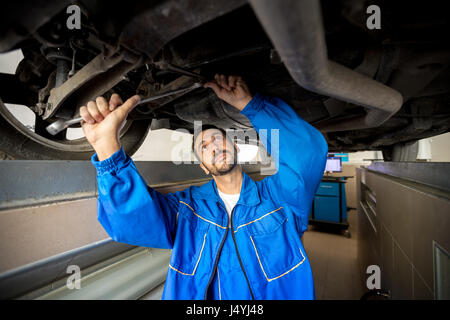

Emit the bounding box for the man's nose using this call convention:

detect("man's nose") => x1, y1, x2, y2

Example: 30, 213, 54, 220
212, 144, 224, 157
212, 145, 219, 156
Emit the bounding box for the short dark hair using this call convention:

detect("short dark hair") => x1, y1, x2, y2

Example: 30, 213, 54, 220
192, 124, 227, 160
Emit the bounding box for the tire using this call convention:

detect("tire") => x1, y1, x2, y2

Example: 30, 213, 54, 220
0, 150, 13, 160
0, 98, 150, 160
381, 140, 419, 162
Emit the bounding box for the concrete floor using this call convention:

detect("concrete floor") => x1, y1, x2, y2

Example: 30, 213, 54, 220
302, 209, 365, 300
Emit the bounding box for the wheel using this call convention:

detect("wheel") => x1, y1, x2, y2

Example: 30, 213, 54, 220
0, 98, 150, 160
381, 140, 418, 162
344, 230, 351, 238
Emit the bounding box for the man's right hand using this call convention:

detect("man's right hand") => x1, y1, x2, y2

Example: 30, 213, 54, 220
80, 93, 141, 161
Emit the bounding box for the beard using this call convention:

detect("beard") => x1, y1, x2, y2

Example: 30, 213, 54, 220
204, 147, 238, 176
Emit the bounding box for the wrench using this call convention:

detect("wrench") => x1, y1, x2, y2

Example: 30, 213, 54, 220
46, 82, 203, 135
153, 61, 207, 81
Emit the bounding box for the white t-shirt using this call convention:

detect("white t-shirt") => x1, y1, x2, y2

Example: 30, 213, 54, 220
217, 189, 240, 227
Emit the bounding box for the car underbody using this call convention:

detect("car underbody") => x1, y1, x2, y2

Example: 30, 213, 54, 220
0, 0, 449, 160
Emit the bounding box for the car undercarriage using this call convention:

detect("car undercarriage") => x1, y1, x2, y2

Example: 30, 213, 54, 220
0, 0, 449, 160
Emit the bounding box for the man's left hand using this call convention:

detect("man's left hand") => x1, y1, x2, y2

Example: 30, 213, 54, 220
204, 74, 252, 111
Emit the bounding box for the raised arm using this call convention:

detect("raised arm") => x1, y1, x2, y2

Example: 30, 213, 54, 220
241, 93, 328, 233
204, 74, 328, 234
91, 148, 179, 248
82, 94, 178, 248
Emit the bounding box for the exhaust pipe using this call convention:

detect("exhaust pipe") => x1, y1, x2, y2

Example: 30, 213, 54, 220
249, 0, 403, 132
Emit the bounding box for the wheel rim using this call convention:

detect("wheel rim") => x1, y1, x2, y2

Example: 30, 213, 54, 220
0, 99, 132, 153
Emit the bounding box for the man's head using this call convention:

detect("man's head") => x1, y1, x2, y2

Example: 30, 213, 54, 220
192, 125, 240, 176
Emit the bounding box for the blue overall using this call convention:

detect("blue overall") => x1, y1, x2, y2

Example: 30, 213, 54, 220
91, 93, 328, 299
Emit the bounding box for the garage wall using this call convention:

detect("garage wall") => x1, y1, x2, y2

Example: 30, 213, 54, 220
0, 49, 23, 74
427, 132, 450, 162
323, 164, 359, 209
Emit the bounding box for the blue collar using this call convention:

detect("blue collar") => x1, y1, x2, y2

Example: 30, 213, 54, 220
191, 171, 261, 206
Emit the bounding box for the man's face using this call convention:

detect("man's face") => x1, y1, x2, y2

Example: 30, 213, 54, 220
194, 129, 238, 176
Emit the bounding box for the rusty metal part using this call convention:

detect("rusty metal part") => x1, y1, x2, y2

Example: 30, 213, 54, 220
153, 61, 206, 81
118, 0, 245, 59
45, 49, 143, 119
45, 81, 204, 134
38, 71, 56, 104
134, 75, 201, 116
182, 45, 272, 70
249, 0, 404, 132
321, 46, 383, 118
139, 82, 202, 105
42, 0, 245, 121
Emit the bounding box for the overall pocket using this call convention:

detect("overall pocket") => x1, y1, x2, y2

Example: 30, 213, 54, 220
169, 206, 210, 276
247, 208, 305, 282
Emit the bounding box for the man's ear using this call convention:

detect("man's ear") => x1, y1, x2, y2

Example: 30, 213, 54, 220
200, 163, 210, 175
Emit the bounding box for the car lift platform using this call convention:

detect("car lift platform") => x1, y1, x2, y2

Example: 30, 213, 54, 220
356, 161, 450, 299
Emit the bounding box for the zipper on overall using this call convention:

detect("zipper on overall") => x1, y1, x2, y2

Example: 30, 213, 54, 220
203, 202, 255, 300
203, 202, 229, 299
230, 204, 255, 300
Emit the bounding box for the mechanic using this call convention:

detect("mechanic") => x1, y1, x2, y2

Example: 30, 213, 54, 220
81, 74, 328, 300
